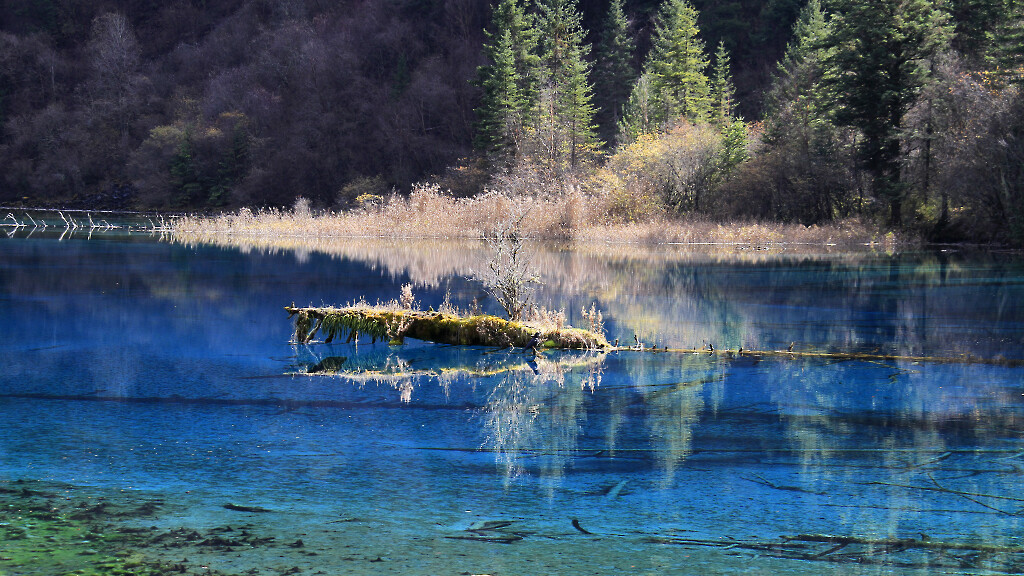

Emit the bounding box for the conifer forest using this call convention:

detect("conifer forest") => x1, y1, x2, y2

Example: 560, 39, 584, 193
2, 0, 1023, 243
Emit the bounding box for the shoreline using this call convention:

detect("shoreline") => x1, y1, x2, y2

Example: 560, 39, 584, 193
8, 204, 1024, 254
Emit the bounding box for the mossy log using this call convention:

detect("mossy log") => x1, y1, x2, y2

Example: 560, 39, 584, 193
285, 306, 1019, 366
285, 306, 610, 350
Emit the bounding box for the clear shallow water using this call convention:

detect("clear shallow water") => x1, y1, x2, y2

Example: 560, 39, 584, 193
0, 228, 1022, 575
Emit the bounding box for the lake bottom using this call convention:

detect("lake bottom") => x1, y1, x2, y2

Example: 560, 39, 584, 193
2, 350, 1022, 576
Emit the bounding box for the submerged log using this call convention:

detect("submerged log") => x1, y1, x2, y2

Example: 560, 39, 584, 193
660, 346, 1024, 367
285, 306, 610, 350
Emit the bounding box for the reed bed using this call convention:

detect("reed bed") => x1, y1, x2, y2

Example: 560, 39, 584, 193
172, 186, 896, 247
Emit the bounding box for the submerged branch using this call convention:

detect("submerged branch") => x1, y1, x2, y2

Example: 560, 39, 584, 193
861, 480, 1024, 503
628, 346, 1024, 368
787, 533, 1024, 554
650, 532, 1024, 570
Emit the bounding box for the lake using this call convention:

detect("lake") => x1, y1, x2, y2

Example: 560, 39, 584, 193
1, 220, 1022, 575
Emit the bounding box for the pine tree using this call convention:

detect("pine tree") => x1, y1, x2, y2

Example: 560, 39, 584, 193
593, 0, 636, 145
476, 28, 522, 158
619, 0, 710, 141
646, 0, 711, 124
170, 127, 202, 206
988, 0, 1024, 85
474, 0, 540, 161
617, 73, 654, 144
720, 117, 749, 170
758, 0, 857, 224
949, 0, 1007, 62
763, 0, 833, 147
530, 0, 599, 167
709, 41, 736, 124
211, 115, 250, 206
820, 0, 952, 225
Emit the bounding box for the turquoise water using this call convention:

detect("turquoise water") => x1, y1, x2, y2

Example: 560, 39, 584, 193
1, 227, 1022, 575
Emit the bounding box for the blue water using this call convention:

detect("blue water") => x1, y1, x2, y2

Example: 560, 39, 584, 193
1, 227, 1022, 575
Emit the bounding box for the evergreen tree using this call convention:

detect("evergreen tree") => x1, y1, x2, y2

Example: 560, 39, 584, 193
646, 0, 711, 124
474, 0, 541, 161
709, 41, 746, 178
170, 127, 202, 206
764, 0, 834, 147
593, 0, 636, 145
949, 0, 1006, 62
619, 0, 710, 141
988, 0, 1024, 85
758, 0, 856, 224
211, 116, 250, 206
821, 0, 952, 225
530, 0, 599, 167
720, 117, 749, 170
617, 73, 654, 144
476, 28, 522, 158
709, 41, 737, 124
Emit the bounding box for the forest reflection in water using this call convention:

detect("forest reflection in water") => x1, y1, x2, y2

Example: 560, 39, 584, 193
291, 342, 1022, 549
171, 233, 1024, 360
2, 229, 1021, 574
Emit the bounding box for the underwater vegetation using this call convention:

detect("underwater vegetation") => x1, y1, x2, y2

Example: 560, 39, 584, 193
0, 480, 307, 576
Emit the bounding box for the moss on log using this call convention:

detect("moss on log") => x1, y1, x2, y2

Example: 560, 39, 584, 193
285, 306, 610, 350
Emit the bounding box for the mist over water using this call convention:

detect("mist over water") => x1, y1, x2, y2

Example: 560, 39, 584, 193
1, 228, 1022, 575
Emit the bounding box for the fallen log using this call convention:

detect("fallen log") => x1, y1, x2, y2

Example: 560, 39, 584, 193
285, 305, 610, 350
285, 306, 1021, 367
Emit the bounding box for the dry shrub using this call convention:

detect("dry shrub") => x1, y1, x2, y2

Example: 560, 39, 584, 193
471, 211, 541, 321
581, 303, 604, 337
433, 157, 492, 197
337, 176, 389, 208
587, 170, 664, 224
604, 122, 724, 214
711, 135, 856, 225
523, 305, 566, 331
399, 283, 415, 309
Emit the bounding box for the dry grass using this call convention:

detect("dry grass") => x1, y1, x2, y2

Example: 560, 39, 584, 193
172, 183, 899, 247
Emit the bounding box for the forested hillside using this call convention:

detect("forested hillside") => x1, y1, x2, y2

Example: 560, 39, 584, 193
0, 0, 801, 209
1, 0, 1022, 243
0, 0, 492, 208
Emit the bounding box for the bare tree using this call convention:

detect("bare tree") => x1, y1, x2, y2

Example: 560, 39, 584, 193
473, 207, 541, 321
86, 12, 141, 140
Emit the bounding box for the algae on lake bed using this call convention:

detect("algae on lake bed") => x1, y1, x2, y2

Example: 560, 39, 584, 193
0, 480, 169, 575
0, 480, 288, 576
